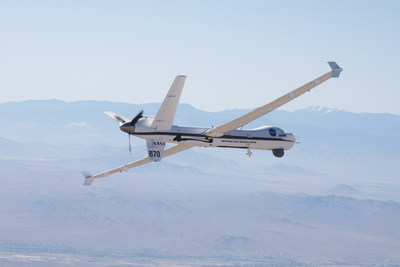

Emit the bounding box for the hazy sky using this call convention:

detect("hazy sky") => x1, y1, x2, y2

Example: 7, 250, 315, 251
1, 1, 400, 114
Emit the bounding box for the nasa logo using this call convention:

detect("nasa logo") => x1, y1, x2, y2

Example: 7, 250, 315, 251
269, 128, 276, 137
153, 141, 165, 146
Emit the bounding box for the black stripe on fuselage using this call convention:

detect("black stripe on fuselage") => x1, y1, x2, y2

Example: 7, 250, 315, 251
133, 131, 293, 142
217, 145, 249, 149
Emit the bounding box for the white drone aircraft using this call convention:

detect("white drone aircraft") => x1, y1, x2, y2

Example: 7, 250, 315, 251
82, 62, 342, 185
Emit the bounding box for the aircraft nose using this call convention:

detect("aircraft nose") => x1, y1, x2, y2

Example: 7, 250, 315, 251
286, 133, 296, 143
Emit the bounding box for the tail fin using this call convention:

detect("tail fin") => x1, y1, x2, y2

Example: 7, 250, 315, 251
150, 75, 186, 131
146, 139, 166, 162
104, 111, 129, 125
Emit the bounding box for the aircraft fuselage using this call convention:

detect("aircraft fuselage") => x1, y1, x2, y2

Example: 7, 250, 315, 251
121, 117, 295, 151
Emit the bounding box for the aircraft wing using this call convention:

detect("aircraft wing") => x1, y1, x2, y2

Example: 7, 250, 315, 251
82, 143, 193, 185
204, 62, 342, 137
150, 75, 186, 131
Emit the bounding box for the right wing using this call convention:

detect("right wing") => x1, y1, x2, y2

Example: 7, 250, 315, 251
150, 75, 186, 131
205, 62, 342, 137
82, 143, 193, 185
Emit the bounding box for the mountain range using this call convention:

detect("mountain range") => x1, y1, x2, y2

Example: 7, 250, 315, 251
0, 100, 399, 265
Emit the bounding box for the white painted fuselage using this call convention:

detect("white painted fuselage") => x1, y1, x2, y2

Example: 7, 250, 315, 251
121, 116, 295, 151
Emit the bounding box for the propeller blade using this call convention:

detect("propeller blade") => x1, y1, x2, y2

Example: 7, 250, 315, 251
127, 110, 143, 126
129, 134, 132, 155
121, 110, 143, 155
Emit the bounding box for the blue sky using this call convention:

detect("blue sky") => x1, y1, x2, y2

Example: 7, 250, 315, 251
1, 1, 400, 114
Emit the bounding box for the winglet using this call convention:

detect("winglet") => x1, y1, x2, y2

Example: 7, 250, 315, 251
81, 171, 94, 186
328, 61, 343, 78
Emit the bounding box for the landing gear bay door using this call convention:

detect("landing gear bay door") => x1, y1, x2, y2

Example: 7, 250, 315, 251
146, 139, 166, 162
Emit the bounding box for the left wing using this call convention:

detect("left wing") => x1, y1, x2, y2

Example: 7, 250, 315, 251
205, 62, 342, 137
82, 143, 193, 185
151, 75, 186, 131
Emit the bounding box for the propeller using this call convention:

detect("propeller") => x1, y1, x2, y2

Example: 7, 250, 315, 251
126, 110, 143, 127
120, 110, 143, 155
129, 133, 132, 155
